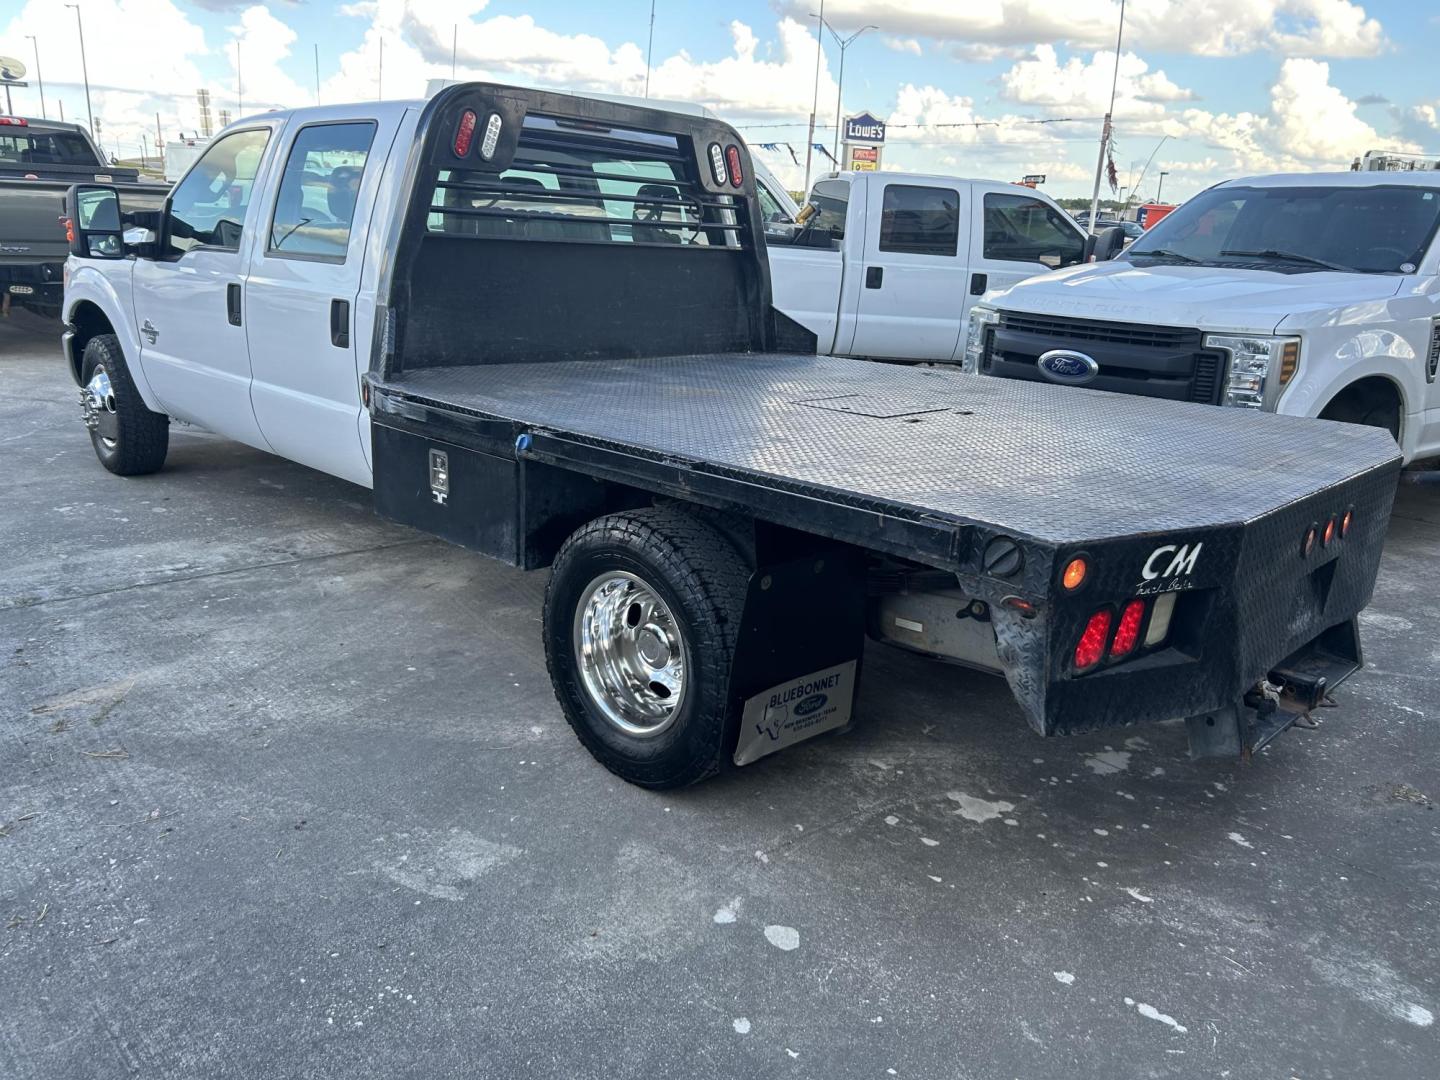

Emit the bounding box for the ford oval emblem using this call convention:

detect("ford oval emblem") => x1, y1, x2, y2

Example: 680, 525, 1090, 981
794, 693, 828, 717
1036, 349, 1100, 386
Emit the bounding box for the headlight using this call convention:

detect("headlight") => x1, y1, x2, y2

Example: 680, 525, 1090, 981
962, 305, 1000, 373
1204, 334, 1301, 410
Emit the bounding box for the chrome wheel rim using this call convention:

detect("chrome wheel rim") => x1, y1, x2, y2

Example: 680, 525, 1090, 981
573, 571, 687, 737
82, 364, 119, 448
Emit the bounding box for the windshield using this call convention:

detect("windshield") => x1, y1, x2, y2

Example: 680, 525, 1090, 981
1127, 184, 1440, 274
0, 129, 99, 167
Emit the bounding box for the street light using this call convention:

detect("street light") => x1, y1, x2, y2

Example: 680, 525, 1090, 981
25, 35, 45, 119
64, 4, 93, 138
812, 15, 877, 161
1156, 170, 1170, 204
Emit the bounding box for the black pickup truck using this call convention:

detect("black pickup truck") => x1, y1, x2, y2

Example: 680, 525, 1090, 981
1, 115, 166, 316
65, 85, 1403, 788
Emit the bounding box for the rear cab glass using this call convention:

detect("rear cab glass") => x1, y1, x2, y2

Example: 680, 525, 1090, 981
426, 117, 739, 248
0, 129, 97, 167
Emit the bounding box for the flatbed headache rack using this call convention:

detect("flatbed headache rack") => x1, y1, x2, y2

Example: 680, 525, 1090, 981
365, 83, 1403, 786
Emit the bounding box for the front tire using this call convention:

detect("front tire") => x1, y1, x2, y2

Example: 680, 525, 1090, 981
543, 507, 751, 789
81, 334, 168, 476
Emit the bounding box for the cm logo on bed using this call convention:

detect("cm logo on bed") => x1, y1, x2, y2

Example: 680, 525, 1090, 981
1140, 542, 1203, 589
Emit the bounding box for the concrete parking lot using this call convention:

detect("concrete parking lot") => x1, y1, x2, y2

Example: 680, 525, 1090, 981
2, 309, 1438, 1079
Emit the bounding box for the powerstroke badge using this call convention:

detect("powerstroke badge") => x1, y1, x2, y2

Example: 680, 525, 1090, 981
733, 660, 858, 766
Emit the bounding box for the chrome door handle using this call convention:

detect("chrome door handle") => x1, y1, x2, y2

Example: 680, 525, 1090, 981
141, 319, 158, 344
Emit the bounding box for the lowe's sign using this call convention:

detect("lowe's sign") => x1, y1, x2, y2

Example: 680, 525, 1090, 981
844, 112, 886, 145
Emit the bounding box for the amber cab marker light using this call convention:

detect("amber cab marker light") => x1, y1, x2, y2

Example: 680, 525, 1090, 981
1322, 517, 1337, 547
1301, 524, 1317, 557
1061, 556, 1088, 591
1074, 609, 1112, 671
1341, 508, 1354, 538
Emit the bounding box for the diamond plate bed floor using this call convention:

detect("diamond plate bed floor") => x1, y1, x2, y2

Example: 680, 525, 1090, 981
377, 352, 1399, 544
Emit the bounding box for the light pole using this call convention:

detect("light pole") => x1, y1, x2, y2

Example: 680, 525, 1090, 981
802, 0, 825, 195
1086, 0, 1126, 235
1156, 170, 1170, 204
644, 1, 656, 97
813, 16, 877, 161
65, 4, 93, 137
25, 35, 45, 119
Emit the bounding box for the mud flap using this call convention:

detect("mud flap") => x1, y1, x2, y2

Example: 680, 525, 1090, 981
728, 549, 867, 767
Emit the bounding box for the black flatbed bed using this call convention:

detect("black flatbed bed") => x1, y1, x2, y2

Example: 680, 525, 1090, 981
375, 351, 1400, 546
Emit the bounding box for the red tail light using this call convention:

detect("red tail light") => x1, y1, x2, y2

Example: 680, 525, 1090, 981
1074, 609, 1112, 671
453, 109, 477, 157
724, 144, 744, 188
1301, 523, 1317, 557
1340, 508, 1353, 537
1110, 599, 1145, 658
1322, 516, 1336, 547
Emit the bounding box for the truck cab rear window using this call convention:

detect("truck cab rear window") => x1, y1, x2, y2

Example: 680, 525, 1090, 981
0, 130, 96, 166
426, 117, 740, 248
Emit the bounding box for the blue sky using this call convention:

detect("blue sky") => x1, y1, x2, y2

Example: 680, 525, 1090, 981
3, 0, 1437, 199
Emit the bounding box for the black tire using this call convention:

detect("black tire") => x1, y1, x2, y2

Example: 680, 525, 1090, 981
81, 334, 168, 476
543, 507, 751, 789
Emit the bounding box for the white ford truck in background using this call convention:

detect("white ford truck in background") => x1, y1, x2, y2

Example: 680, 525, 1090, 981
967, 171, 1440, 464
767, 170, 1094, 363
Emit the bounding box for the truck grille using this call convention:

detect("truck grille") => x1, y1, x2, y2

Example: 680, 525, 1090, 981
998, 313, 1200, 351
984, 313, 1224, 405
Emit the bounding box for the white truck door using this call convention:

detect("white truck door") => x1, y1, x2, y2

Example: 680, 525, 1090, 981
767, 178, 855, 354
244, 115, 395, 487
130, 125, 278, 446
969, 188, 1087, 318
848, 178, 971, 361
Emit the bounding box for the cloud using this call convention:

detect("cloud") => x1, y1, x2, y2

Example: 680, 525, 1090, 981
1172, 58, 1412, 172
775, 0, 1386, 59
999, 46, 1196, 120
883, 37, 922, 56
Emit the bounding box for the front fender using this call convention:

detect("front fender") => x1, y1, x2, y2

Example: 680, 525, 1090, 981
63, 260, 163, 414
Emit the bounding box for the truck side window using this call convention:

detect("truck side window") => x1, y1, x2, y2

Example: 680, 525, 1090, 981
879, 184, 958, 257
983, 193, 1085, 268
268, 122, 378, 261
166, 127, 271, 256
809, 180, 850, 242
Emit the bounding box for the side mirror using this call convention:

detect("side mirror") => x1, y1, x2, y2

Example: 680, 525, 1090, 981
1092, 226, 1126, 262
63, 184, 124, 260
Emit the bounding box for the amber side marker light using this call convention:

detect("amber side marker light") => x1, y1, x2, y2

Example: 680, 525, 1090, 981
1278, 340, 1301, 386
1061, 557, 1088, 591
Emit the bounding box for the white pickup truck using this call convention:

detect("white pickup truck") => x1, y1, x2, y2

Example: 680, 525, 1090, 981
57, 86, 1402, 786
768, 171, 1093, 363
967, 171, 1440, 463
